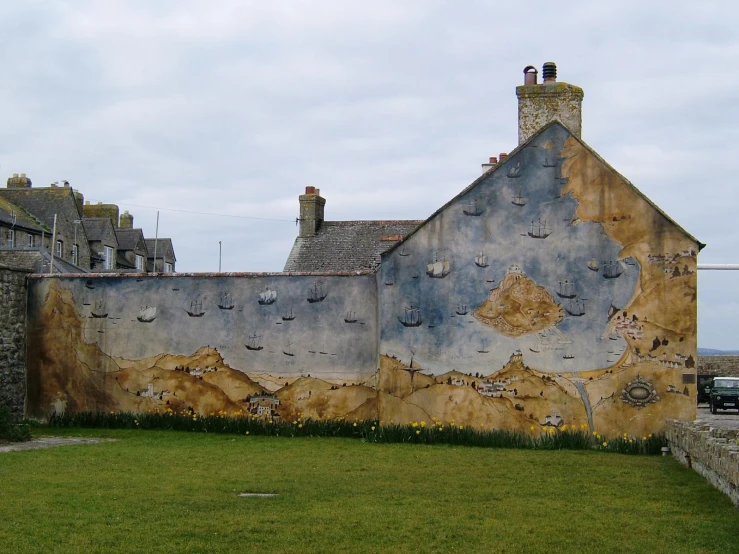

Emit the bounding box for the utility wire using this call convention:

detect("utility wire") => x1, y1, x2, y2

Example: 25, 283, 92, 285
86, 200, 294, 223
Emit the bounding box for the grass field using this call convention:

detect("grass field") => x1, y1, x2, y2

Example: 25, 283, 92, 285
1, 428, 738, 553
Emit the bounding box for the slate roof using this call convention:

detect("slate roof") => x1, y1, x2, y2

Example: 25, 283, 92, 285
0, 249, 88, 274
145, 238, 176, 261
82, 218, 116, 244
115, 228, 147, 252
0, 187, 81, 231
283, 220, 423, 272
0, 197, 47, 233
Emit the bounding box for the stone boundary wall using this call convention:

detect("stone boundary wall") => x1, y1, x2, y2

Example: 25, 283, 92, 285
665, 420, 739, 507
697, 356, 739, 377
0, 267, 30, 420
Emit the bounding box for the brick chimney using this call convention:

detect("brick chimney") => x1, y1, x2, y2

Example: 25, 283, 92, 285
516, 62, 584, 145
298, 186, 326, 238
119, 210, 134, 229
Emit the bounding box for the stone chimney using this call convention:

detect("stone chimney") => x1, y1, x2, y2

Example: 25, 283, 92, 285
516, 62, 584, 145
7, 173, 32, 188
481, 156, 498, 174
83, 201, 120, 227
298, 186, 326, 238
119, 210, 134, 229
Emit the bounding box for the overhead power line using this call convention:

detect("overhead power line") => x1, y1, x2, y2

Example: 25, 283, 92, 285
86, 200, 294, 223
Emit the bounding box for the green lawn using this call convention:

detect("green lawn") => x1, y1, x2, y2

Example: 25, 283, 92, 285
1, 428, 737, 554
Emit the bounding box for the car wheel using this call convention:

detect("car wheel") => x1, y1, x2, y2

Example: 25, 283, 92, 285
710, 402, 717, 414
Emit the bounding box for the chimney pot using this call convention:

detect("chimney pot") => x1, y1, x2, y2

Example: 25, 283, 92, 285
500, 153, 508, 160
20, 173, 26, 178
13, 173, 18, 178
542, 62, 557, 83
315, 188, 320, 196
305, 186, 316, 194
489, 156, 498, 164
523, 65, 538, 85
85, 200, 90, 205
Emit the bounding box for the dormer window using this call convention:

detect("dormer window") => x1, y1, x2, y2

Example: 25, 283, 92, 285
72, 244, 79, 266
7, 229, 15, 247
56, 240, 63, 257
135, 254, 145, 272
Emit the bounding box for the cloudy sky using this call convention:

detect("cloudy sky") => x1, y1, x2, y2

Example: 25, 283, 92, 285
1, 1, 737, 348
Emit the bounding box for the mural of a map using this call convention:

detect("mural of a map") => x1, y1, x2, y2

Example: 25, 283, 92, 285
25, 123, 698, 437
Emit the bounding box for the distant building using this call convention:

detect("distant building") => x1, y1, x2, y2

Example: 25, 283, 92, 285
145, 238, 176, 273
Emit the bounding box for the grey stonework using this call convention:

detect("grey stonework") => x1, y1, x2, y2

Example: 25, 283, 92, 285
698, 356, 739, 377
516, 82, 584, 145
0, 267, 29, 420
666, 420, 739, 508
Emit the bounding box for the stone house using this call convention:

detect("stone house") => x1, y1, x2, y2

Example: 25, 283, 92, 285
0, 177, 92, 271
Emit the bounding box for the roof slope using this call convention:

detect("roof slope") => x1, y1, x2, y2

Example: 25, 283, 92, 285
0, 249, 88, 273
283, 220, 423, 272
145, 238, 175, 261
115, 228, 147, 252
82, 218, 117, 243
0, 196, 47, 232
0, 187, 82, 231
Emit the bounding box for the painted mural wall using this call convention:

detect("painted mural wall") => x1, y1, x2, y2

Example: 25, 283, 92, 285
26, 273, 380, 422
24, 124, 698, 437
378, 124, 698, 437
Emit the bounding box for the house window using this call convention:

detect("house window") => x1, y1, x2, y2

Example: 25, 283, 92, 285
165, 262, 173, 273
7, 229, 15, 247
135, 254, 145, 272
72, 244, 79, 266
104, 246, 114, 270
28, 234, 36, 248
56, 240, 63, 257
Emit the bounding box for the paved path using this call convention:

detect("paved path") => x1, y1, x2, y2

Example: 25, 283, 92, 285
696, 404, 739, 431
0, 436, 115, 453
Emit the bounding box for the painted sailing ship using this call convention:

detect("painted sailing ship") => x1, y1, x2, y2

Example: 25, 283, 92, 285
507, 162, 522, 178
528, 218, 551, 239
462, 198, 485, 216
474, 251, 489, 268
307, 281, 327, 303
218, 292, 234, 310
563, 353, 575, 360
455, 303, 468, 316
557, 280, 577, 299
398, 305, 422, 327
282, 308, 295, 321
398, 247, 410, 257
186, 300, 205, 317
511, 185, 527, 207
542, 157, 558, 168
90, 299, 108, 318
344, 310, 358, 323
258, 287, 277, 305
564, 298, 586, 317
587, 258, 600, 272
283, 343, 294, 357
137, 305, 157, 323
245, 334, 263, 351
426, 252, 451, 278
478, 339, 489, 354
602, 261, 624, 279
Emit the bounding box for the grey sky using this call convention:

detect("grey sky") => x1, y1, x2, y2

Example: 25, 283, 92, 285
1, 1, 737, 347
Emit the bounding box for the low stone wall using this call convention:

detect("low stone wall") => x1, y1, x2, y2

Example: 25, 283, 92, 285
0, 267, 30, 420
665, 420, 739, 507
697, 356, 739, 377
